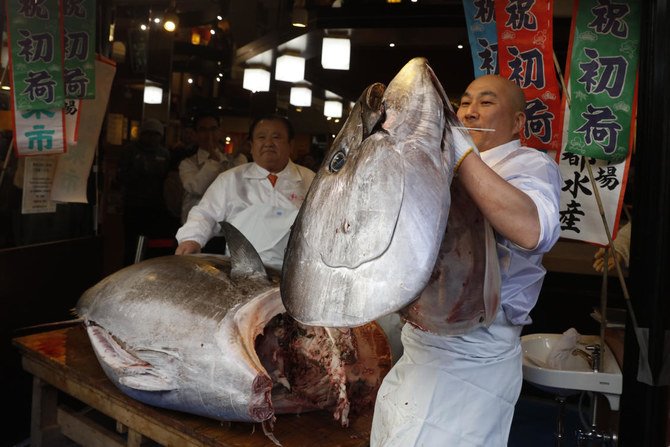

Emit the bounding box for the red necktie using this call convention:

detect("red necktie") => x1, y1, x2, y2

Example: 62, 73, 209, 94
267, 173, 278, 187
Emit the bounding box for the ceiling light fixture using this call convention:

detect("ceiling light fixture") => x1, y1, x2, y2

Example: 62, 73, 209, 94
243, 66, 271, 93
324, 100, 343, 118
163, 12, 178, 32
290, 86, 312, 107
292, 0, 308, 28
163, 0, 179, 32
108, 22, 115, 42
143, 85, 163, 104
321, 36, 350, 70
190, 29, 201, 44
275, 53, 306, 82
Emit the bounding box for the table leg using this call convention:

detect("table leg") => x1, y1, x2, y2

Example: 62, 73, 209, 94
30, 376, 69, 447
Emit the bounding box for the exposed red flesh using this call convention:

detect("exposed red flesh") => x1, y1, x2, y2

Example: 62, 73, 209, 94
254, 314, 392, 425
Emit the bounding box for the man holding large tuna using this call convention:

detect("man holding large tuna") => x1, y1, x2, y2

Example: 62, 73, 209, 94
370, 74, 562, 446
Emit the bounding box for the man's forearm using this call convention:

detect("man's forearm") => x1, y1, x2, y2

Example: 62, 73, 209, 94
456, 154, 540, 249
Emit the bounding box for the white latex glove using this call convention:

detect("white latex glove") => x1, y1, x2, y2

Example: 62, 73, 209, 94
452, 126, 479, 171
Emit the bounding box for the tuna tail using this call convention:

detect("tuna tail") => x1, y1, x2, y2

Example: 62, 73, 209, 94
220, 221, 268, 280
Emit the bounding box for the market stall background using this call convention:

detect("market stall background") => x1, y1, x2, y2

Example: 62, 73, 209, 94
0, 0, 668, 446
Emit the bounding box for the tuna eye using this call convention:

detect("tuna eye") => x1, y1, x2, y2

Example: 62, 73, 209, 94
329, 151, 346, 172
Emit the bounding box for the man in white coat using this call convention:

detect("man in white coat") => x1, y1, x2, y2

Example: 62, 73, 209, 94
175, 115, 315, 270
178, 111, 247, 223
370, 75, 562, 446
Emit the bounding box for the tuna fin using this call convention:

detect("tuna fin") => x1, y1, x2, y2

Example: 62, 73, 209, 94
13, 318, 84, 336
361, 83, 385, 138
119, 374, 176, 391
85, 324, 177, 391
261, 419, 283, 446
220, 221, 268, 279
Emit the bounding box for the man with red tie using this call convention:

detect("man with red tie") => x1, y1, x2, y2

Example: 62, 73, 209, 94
175, 115, 315, 270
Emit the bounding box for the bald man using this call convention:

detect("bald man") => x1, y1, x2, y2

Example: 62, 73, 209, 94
370, 75, 562, 446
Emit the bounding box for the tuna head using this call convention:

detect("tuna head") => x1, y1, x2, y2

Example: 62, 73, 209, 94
282, 57, 464, 327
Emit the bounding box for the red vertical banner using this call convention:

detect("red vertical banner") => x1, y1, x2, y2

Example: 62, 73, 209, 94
495, 0, 563, 155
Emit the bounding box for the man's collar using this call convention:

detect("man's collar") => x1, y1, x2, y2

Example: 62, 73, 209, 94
244, 160, 298, 180
480, 139, 522, 165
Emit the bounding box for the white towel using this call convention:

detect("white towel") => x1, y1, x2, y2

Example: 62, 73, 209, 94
547, 328, 580, 369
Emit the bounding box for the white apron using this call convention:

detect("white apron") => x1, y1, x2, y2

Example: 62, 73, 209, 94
370, 309, 522, 447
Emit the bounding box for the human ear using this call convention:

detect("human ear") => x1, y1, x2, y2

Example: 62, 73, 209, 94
513, 111, 526, 136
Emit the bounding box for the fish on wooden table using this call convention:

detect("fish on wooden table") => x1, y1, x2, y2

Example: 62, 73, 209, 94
75, 223, 391, 441
282, 57, 500, 335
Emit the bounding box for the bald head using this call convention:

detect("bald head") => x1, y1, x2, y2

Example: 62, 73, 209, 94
476, 75, 526, 111
456, 75, 527, 152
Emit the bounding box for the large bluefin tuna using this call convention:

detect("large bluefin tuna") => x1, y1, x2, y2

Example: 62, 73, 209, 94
282, 57, 500, 334
76, 223, 391, 436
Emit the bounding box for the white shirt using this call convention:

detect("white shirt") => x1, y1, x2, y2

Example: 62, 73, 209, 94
178, 148, 248, 223
480, 139, 562, 325
176, 160, 315, 270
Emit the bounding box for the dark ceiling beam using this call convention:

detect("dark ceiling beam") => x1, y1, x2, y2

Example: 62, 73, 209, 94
312, 3, 467, 29
234, 27, 307, 65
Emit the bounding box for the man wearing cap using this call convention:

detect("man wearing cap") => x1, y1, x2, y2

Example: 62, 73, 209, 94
119, 118, 174, 265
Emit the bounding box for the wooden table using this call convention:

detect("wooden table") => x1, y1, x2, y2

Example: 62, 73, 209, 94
13, 326, 373, 447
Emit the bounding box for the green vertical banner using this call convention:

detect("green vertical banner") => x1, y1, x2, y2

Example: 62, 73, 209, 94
563, 0, 640, 163
63, 0, 96, 99
7, 0, 65, 111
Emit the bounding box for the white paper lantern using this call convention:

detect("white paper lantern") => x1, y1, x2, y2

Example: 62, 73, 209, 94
243, 67, 271, 93
324, 100, 343, 118
290, 86, 312, 107
143, 85, 163, 104
321, 37, 350, 70
275, 54, 305, 82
